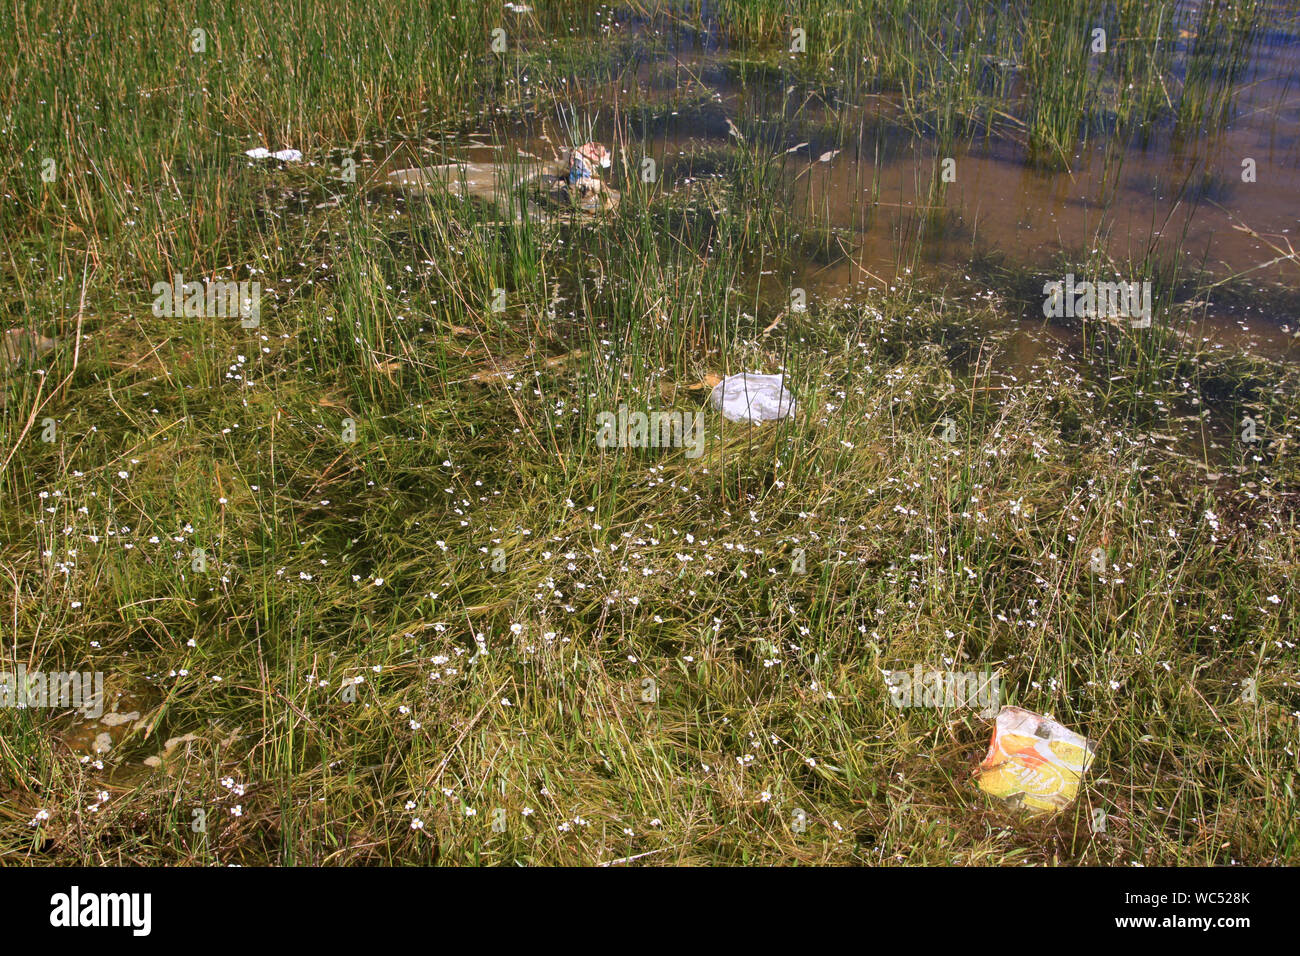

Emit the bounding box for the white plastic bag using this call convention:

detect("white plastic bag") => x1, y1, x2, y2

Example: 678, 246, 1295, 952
709, 372, 796, 423
245, 147, 302, 162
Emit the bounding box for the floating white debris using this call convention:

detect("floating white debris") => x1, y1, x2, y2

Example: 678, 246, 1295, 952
388, 155, 619, 217
245, 147, 302, 162
709, 372, 796, 422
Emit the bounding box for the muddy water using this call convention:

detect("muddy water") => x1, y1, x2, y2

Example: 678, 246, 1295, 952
368, 5, 1299, 363
789, 24, 1300, 283
676, 11, 1295, 360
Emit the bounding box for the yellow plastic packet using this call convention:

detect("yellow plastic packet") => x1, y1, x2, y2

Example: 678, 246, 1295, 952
977, 706, 1096, 813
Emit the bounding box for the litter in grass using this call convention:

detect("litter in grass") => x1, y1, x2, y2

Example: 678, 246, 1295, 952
387, 142, 619, 219
388, 159, 547, 203
245, 147, 303, 162
709, 372, 796, 422
976, 706, 1096, 813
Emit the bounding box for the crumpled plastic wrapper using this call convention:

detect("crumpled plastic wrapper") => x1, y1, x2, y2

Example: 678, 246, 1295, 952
567, 142, 611, 185
709, 373, 796, 423
245, 147, 302, 162
388, 148, 619, 219
977, 706, 1096, 813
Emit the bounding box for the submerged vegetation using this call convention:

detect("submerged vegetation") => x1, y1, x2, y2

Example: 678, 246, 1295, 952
1, 1, 1297, 865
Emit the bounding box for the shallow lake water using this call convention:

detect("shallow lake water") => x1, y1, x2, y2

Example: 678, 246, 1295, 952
351, 2, 1300, 369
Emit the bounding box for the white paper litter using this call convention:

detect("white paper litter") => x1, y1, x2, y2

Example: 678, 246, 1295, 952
709, 372, 796, 423
245, 147, 302, 162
